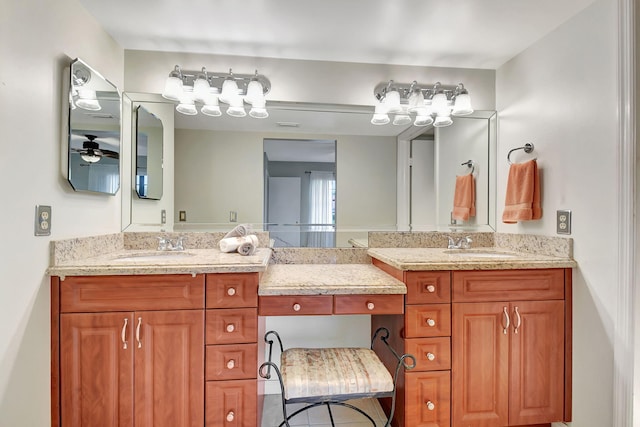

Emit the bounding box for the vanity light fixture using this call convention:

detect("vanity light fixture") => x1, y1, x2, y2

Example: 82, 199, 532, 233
71, 65, 102, 111
161, 66, 271, 118
371, 80, 473, 127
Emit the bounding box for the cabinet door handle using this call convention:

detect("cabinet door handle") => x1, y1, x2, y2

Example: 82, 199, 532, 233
136, 317, 142, 348
502, 307, 510, 335
426, 318, 436, 327
514, 306, 521, 334
426, 285, 436, 293
227, 359, 235, 370
226, 411, 235, 422
121, 318, 128, 350
426, 352, 435, 361
366, 302, 375, 310
426, 400, 435, 411
227, 287, 236, 296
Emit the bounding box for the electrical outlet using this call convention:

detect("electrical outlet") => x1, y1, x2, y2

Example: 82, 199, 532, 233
161, 209, 166, 224
557, 210, 571, 235
35, 205, 52, 236
179, 211, 187, 222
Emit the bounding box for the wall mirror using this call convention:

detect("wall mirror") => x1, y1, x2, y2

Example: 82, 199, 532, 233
123, 97, 496, 245
135, 104, 163, 199
67, 58, 121, 195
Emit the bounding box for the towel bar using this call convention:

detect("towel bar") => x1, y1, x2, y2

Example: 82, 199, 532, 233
507, 142, 536, 164
259, 327, 416, 427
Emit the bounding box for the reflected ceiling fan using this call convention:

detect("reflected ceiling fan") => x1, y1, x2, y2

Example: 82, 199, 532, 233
72, 134, 119, 163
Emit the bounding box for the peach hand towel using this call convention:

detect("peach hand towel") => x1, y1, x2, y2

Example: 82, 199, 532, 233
502, 159, 542, 223
452, 173, 476, 221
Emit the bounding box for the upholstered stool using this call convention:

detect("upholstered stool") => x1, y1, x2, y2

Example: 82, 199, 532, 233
259, 327, 415, 427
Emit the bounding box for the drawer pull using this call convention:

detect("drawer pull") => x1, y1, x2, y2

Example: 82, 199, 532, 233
426, 352, 435, 361
426, 400, 435, 411
426, 285, 436, 293
227, 287, 236, 296
426, 318, 436, 327
366, 302, 375, 310
136, 317, 142, 348
514, 306, 521, 334
226, 411, 235, 422
503, 306, 510, 335
226, 359, 235, 369
226, 323, 235, 333
121, 318, 128, 350
292, 303, 301, 312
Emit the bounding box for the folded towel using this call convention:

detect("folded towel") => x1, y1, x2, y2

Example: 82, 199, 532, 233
224, 224, 251, 239
219, 235, 258, 255
452, 173, 476, 221
502, 159, 542, 223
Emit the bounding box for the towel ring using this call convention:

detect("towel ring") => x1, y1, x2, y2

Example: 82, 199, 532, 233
461, 160, 475, 174
507, 143, 536, 165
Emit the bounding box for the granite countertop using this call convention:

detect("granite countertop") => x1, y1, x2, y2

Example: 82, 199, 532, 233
48, 248, 272, 278
367, 247, 577, 271
258, 264, 407, 296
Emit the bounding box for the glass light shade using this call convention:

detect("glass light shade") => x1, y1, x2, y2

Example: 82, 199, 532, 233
407, 90, 425, 112
176, 88, 197, 115
431, 92, 449, 114
80, 152, 101, 163
370, 103, 390, 125
452, 93, 474, 116
245, 80, 264, 105
201, 101, 222, 117
414, 114, 434, 127
226, 96, 246, 117
249, 98, 268, 118
220, 78, 239, 104
383, 90, 402, 113
433, 113, 453, 127
392, 114, 412, 126
193, 77, 211, 103
75, 88, 101, 111
162, 76, 183, 101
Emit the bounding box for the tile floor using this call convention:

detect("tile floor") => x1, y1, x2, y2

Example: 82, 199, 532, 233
261, 394, 388, 427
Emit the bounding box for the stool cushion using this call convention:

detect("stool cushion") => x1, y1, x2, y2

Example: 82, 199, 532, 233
280, 347, 393, 400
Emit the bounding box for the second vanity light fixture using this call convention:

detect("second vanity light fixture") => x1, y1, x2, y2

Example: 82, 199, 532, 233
162, 65, 271, 118
371, 80, 473, 127
70, 64, 102, 111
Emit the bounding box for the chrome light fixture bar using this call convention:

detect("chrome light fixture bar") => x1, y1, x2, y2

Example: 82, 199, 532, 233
371, 80, 473, 127
162, 65, 271, 118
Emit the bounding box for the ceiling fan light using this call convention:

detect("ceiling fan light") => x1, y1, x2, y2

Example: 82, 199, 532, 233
80, 152, 101, 163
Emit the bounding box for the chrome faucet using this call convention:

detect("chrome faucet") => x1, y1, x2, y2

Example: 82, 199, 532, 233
448, 235, 473, 250
157, 236, 185, 251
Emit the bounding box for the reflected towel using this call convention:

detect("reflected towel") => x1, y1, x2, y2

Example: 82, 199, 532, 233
452, 173, 476, 221
219, 235, 258, 255
502, 159, 542, 223
224, 224, 251, 239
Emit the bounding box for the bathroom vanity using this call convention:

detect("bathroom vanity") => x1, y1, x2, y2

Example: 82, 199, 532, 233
48, 232, 576, 427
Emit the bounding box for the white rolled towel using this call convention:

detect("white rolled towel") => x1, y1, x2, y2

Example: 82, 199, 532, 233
224, 224, 251, 239
219, 235, 259, 255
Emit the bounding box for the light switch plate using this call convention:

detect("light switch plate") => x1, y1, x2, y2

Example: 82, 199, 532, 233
35, 205, 51, 236
557, 210, 571, 235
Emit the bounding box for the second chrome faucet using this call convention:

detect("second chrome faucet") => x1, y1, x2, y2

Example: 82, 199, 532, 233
157, 236, 185, 251
448, 235, 473, 250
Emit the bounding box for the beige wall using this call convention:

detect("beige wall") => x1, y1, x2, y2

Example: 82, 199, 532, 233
0, 0, 124, 424
496, 1, 617, 425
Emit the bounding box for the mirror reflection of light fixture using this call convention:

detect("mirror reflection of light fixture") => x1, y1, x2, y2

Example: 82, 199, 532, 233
162, 65, 271, 118
71, 65, 102, 111
372, 80, 473, 127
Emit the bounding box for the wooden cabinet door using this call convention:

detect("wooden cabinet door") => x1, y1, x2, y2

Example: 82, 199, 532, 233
509, 300, 565, 425
452, 302, 509, 427
60, 312, 134, 427
134, 310, 204, 427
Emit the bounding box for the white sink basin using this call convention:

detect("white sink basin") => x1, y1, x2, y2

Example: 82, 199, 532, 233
110, 251, 196, 262
443, 249, 519, 259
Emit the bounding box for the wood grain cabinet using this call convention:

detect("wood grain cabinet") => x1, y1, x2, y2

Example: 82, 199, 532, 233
53, 274, 205, 427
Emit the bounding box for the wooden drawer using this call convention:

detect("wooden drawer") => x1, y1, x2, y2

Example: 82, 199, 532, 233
206, 273, 258, 309
406, 271, 451, 304
258, 295, 333, 316
405, 337, 451, 371
405, 304, 451, 338
60, 274, 205, 313
206, 308, 257, 344
206, 379, 257, 427
405, 371, 451, 427
206, 344, 257, 381
452, 269, 565, 302
334, 294, 404, 315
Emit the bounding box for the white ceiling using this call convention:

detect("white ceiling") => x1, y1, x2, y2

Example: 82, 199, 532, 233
80, 0, 595, 69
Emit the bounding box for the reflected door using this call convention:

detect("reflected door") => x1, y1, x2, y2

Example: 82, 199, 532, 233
267, 177, 301, 246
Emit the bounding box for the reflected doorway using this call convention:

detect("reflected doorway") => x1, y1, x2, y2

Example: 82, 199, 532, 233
264, 139, 336, 247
